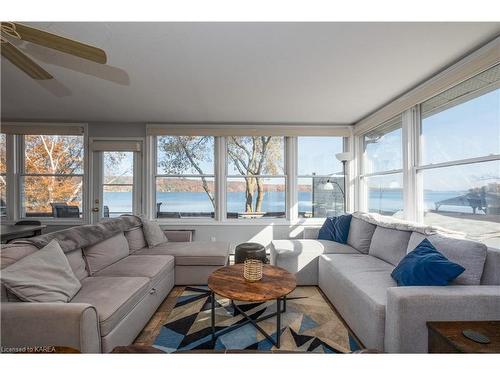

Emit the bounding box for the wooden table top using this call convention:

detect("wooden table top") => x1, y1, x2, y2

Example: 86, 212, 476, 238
427, 321, 500, 353
208, 264, 296, 302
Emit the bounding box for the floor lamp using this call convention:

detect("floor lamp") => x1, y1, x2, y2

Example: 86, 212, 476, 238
335, 152, 353, 213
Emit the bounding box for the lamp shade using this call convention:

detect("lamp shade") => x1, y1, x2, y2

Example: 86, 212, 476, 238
335, 152, 353, 162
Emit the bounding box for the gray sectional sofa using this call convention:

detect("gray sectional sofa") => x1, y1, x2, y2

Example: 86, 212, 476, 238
271, 214, 500, 353
0, 216, 230, 353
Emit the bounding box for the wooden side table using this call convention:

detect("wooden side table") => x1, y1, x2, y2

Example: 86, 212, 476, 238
427, 321, 500, 353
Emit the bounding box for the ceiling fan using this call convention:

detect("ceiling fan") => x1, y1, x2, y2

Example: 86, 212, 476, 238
0, 22, 107, 80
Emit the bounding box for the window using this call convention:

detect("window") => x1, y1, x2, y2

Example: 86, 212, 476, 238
226, 136, 285, 219
22, 135, 84, 218
155, 136, 215, 218
0, 133, 6, 217
419, 64, 500, 246
361, 115, 403, 216
103, 152, 134, 217
365, 173, 403, 216
297, 137, 344, 218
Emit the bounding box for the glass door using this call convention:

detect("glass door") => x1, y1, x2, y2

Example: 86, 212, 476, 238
91, 141, 142, 223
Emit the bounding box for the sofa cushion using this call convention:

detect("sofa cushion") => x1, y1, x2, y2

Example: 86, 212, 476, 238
94, 255, 174, 286
66, 248, 88, 281
320, 253, 396, 307
407, 232, 487, 285
347, 217, 377, 254
271, 239, 359, 257
124, 226, 147, 253
392, 239, 465, 286
133, 241, 230, 266
142, 219, 168, 248
318, 253, 396, 350
1, 240, 81, 303
83, 233, 130, 275
71, 276, 150, 336
369, 227, 411, 266
482, 247, 500, 285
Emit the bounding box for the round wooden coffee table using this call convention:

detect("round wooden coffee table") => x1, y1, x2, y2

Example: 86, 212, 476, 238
208, 264, 296, 348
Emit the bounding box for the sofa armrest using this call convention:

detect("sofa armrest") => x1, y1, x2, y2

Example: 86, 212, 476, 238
163, 230, 192, 242
385, 286, 500, 353
1, 302, 101, 353
302, 227, 320, 239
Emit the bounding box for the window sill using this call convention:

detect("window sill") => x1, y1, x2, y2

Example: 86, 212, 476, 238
154, 218, 292, 226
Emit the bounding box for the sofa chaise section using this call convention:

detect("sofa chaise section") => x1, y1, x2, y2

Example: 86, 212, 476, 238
270, 213, 500, 353
133, 241, 230, 285
319, 253, 396, 351
0, 216, 230, 353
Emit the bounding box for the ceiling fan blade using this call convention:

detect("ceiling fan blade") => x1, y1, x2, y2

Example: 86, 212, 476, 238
9, 22, 107, 64
1, 41, 53, 80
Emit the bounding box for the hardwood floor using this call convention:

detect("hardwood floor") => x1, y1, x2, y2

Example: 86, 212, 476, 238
134, 286, 185, 346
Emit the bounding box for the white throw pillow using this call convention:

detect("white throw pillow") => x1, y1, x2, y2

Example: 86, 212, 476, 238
1, 239, 82, 302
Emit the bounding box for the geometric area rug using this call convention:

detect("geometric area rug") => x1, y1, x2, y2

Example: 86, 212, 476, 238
152, 286, 361, 353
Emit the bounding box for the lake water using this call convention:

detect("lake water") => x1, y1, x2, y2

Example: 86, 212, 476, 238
103, 190, 473, 215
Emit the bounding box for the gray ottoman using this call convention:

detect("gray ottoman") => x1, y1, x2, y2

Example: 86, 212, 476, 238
234, 242, 268, 264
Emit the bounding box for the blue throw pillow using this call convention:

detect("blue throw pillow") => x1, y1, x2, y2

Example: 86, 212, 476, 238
391, 238, 465, 286
317, 214, 352, 244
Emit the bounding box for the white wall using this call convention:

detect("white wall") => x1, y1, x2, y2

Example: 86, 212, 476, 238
88, 122, 146, 138
162, 223, 307, 250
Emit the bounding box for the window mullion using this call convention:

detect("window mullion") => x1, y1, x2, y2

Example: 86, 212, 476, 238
215, 136, 225, 222
287, 136, 297, 221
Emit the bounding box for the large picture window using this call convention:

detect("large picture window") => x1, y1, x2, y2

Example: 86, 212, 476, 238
419, 64, 500, 246
226, 136, 285, 219
22, 134, 84, 218
361, 115, 403, 217
155, 136, 215, 218
297, 137, 344, 218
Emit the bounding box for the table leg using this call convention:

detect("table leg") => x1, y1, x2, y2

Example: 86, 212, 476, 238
211, 292, 215, 343
276, 298, 281, 348
283, 295, 287, 312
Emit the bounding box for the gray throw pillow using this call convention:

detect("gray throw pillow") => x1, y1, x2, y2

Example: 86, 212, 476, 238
142, 218, 168, 248
1, 239, 81, 302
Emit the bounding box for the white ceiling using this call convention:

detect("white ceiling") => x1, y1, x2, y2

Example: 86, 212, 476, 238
1, 22, 499, 124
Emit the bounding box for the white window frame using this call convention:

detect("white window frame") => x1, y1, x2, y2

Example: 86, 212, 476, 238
15, 131, 90, 225
3, 123, 89, 225
153, 135, 218, 223
356, 71, 500, 225
224, 136, 288, 223
357, 115, 405, 216
89, 137, 144, 222
149, 133, 351, 226
294, 136, 346, 221
415, 82, 500, 224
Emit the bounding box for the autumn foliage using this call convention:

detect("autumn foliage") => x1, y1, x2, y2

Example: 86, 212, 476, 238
23, 135, 83, 214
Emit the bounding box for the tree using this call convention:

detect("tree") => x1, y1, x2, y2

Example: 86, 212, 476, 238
23, 135, 84, 213
158, 136, 215, 208
157, 136, 283, 213
227, 136, 283, 212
